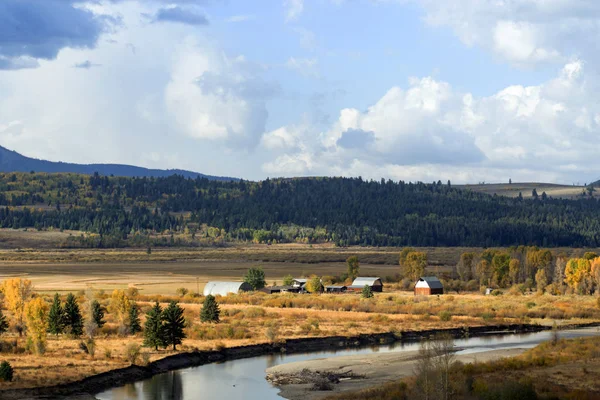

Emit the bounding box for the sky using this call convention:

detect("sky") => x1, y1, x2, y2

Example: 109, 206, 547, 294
1, 0, 600, 184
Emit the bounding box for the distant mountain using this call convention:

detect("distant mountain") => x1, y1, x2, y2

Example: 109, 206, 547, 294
0, 145, 237, 181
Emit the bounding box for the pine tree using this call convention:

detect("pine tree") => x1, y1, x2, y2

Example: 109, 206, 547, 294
91, 300, 105, 328
162, 301, 186, 351
200, 295, 220, 323
128, 303, 142, 335
63, 293, 83, 337
0, 308, 8, 336
361, 285, 374, 299
48, 293, 64, 337
143, 301, 165, 350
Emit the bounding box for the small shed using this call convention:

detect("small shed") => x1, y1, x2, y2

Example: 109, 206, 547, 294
203, 281, 253, 297
347, 277, 384, 293
414, 277, 444, 295
260, 285, 301, 294
325, 285, 347, 294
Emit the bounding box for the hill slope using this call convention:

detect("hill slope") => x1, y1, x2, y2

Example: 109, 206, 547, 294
0, 145, 236, 181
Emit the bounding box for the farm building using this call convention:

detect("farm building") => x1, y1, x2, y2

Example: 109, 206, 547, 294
347, 277, 384, 293
203, 281, 253, 297
260, 285, 301, 294
325, 285, 347, 293
414, 277, 444, 295
292, 278, 308, 288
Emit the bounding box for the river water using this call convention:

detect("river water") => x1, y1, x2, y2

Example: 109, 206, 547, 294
96, 327, 600, 400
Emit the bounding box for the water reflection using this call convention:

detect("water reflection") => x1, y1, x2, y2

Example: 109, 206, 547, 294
96, 327, 600, 400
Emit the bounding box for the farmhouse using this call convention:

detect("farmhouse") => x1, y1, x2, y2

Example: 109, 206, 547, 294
203, 281, 253, 297
414, 276, 444, 295
292, 278, 308, 289
325, 285, 347, 293
347, 277, 384, 293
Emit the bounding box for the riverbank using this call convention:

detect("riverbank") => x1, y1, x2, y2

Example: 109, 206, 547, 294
267, 348, 526, 400
1, 323, 593, 400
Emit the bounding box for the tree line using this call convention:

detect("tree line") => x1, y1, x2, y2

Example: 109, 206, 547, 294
2, 172, 600, 247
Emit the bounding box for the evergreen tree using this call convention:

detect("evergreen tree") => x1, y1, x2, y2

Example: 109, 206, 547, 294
0, 308, 8, 336
162, 301, 186, 351
63, 293, 83, 337
200, 295, 220, 323
143, 301, 165, 350
47, 293, 64, 337
128, 303, 142, 335
91, 300, 105, 328
361, 285, 374, 299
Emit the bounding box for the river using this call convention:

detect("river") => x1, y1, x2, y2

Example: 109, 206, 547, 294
95, 326, 600, 400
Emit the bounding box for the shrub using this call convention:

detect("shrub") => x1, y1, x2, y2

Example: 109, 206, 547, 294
125, 342, 141, 365
176, 288, 189, 297
481, 312, 496, 322
491, 290, 503, 296
361, 285, 374, 299
141, 351, 151, 366
438, 311, 452, 322
0, 361, 13, 382
526, 302, 536, 309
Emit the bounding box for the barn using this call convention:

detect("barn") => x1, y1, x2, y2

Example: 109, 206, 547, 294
203, 281, 253, 297
260, 285, 301, 294
414, 277, 444, 295
325, 285, 347, 293
347, 277, 384, 293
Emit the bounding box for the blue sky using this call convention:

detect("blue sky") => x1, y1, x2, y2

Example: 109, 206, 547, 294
0, 0, 599, 183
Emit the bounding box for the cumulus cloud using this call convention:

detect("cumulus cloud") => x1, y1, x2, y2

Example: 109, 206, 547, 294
165, 41, 280, 148
412, 0, 600, 66
153, 6, 209, 26
261, 60, 600, 182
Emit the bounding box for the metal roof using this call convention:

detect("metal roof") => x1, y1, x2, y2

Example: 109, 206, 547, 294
203, 281, 253, 296
351, 277, 383, 286
293, 278, 308, 283
417, 276, 443, 289
325, 285, 347, 289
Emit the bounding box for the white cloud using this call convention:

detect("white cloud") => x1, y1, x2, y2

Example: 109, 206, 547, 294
285, 0, 304, 22
412, 0, 600, 66
285, 57, 318, 77
0, 1, 278, 175
261, 60, 600, 183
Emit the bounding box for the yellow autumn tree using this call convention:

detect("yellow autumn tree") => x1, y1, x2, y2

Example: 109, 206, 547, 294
1, 278, 32, 334
565, 258, 592, 294
25, 297, 49, 355
591, 258, 600, 290
108, 290, 131, 330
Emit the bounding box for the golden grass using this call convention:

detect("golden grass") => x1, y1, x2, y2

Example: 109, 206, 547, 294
0, 285, 599, 390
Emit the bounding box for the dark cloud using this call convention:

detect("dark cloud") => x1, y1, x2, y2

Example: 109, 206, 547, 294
337, 129, 375, 149
73, 60, 101, 69
154, 6, 209, 26
0, 0, 112, 69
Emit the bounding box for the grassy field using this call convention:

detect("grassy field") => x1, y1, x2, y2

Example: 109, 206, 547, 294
0, 289, 599, 390
457, 182, 589, 199
0, 261, 410, 295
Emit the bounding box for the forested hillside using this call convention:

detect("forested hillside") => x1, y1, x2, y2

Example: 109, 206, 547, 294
1, 172, 600, 248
